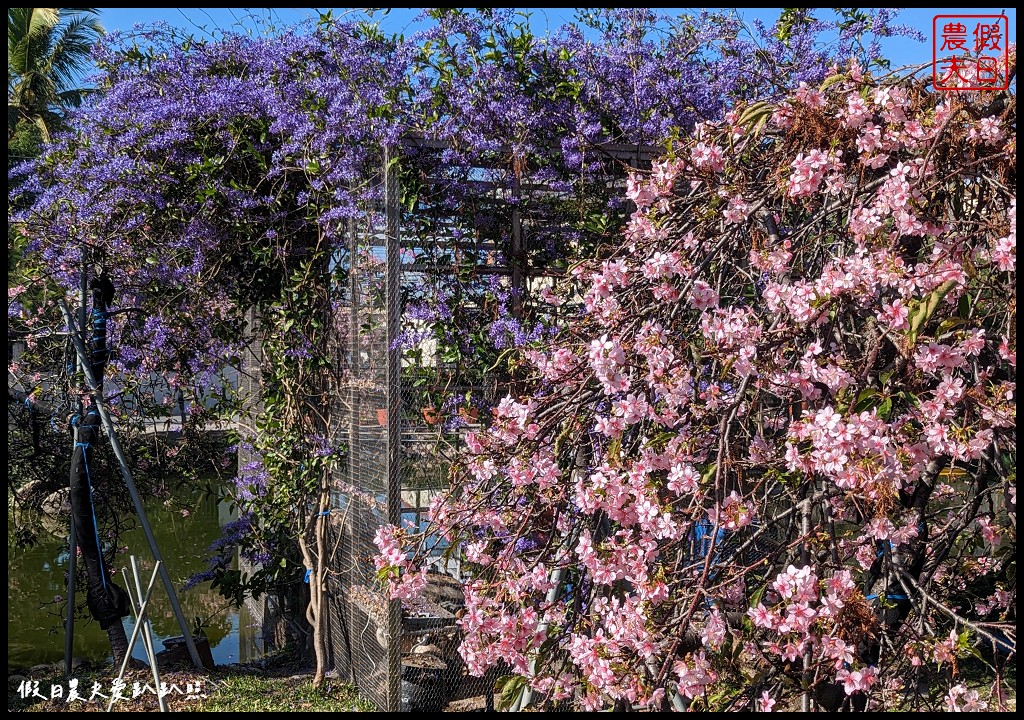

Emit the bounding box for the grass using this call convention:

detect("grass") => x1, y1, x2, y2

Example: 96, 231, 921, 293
192, 673, 374, 712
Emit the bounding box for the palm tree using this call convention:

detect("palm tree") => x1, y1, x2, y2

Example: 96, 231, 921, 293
8, 8, 104, 143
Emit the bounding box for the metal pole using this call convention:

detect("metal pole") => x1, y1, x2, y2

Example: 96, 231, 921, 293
511, 567, 566, 711
384, 146, 403, 713
63, 520, 77, 676
801, 493, 812, 713
59, 300, 203, 669
347, 214, 359, 685
129, 555, 168, 712
510, 173, 524, 320
107, 559, 163, 712
64, 254, 89, 675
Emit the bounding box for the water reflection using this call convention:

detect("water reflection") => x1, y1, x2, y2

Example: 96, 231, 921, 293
8, 489, 260, 668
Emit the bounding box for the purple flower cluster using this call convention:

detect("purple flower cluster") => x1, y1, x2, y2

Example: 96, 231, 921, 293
235, 453, 269, 500
184, 512, 255, 590
487, 317, 545, 350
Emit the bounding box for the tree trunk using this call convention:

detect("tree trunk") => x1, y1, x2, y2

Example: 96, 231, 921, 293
299, 482, 331, 687
107, 622, 130, 666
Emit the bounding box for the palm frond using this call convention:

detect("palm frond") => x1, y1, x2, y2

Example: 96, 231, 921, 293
27, 8, 61, 38
8, 7, 104, 140
48, 15, 105, 89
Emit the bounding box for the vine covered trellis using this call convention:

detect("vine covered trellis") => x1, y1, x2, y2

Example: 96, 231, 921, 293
11, 7, 998, 713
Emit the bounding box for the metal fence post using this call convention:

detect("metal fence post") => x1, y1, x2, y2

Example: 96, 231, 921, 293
384, 145, 403, 712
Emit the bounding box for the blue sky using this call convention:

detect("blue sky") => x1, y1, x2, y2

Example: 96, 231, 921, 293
94, 7, 1015, 71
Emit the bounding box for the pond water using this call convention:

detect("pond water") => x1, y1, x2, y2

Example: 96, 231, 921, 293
7, 489, 263, 669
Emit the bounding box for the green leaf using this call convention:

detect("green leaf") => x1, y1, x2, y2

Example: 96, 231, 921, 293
496, 675, 528, 711
852, 387, 878, 413
701, 463, 718, 485
877, 397, 893, 420
895, 391, 918, 408
819, 73, 847, 92
907, 279, 958, 347
957, 294, 970, 319
749, 581, 768, 608
935, 316, 965, 339
374, 566, 397, 583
